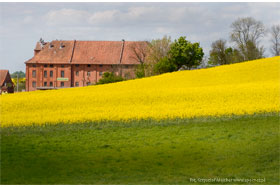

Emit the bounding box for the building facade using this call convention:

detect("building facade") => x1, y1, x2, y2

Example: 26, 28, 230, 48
25, 39, 146, 91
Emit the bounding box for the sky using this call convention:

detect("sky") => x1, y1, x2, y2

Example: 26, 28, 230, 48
0, 2, 279, 73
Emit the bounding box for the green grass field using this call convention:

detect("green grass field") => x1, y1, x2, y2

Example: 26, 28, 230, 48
1, 114, 279, 184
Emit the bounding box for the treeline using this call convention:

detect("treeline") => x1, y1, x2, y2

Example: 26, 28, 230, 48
130, 17, 279, 78
208, 17, 279, 66
131, 36, 204, 78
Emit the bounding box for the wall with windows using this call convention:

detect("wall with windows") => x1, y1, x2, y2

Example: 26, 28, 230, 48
26, 64, 71, 91
71, 64, 115, 87
26, 63, 137, 91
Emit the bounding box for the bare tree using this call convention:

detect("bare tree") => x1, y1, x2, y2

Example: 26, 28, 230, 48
145, 35, 173, 76
128, 41, 149, 78
129, 36, 173, 77
147, 35, 172, 63
230, 17, 265, 61
270, 25, 280, 56
129, 41, 149, 65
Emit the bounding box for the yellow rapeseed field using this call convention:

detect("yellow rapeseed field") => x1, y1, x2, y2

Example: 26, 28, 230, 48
1, 57, 280, 127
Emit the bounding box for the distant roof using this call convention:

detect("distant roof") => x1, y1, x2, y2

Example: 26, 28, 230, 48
25, 40, 148, 65
0, 70, 9, 86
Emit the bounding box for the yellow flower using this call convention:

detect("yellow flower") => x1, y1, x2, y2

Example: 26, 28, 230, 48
1, 56, 279, 127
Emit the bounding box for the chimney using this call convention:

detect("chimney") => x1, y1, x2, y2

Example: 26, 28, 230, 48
34, 41, 42, 56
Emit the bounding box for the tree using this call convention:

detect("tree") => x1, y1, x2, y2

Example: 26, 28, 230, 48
230, 17, 265, 61
169, 36, 204, 70
11, 71, 25, 78
208, 39, 233, 65
153, 57, 177, 74
146, 35, 173, 76
129, 41, 149, 77
270, 25, 280, 56
96, 72, 124, 85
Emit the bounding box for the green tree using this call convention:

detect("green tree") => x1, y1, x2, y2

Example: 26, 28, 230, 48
11, 71, 25, 78
153, 57, 177, 74
135, 64, 145, 78
208, 39, 233, 65
96, 72, 124, 85
169, 36, 204, 70
207, 39, 246, 65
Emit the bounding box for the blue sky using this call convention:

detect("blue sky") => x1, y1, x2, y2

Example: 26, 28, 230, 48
0, 2, 279, 73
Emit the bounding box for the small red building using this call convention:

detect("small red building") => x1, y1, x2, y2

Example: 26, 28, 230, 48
25, 39, 146, 91
0, 70, 14, 94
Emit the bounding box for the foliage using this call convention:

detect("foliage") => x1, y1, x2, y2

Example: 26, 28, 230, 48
11, 71, 25, 78
1, 115, 279, 184
135, 64, 145, 78
169, 36, 204, 70
1, 56, 279, 127
96, 72, 123, 85
153, 57, 177, 74
208, 39, 234, 65
146, 36, 173, 76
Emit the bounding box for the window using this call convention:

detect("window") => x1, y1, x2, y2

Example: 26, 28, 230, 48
87, 82, 91, 86
75, 82, 79, 87
61, 70, 64, 77
44, 82, 47, 87
44, 64, 48, 67
50, 64, 54, 68
61, 82, 64, 87
99, 72, 103, 76
61, 65, 64, 68
32, 81, 36, 88
32, 70, 36, 78
50, 71, 53, 77
75, 64, 79, 67
87, 71, 90, 76
50, 82, 53, 87
32, 64, 36, 67
76, 71, 79, 76
99, 65, 103, 67
87, 64, 91, 67
44, 70, 47, 78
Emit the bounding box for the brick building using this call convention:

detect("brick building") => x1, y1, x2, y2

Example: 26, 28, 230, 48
25, 39, 146, 91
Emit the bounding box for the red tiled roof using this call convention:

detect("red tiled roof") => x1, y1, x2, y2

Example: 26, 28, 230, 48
25, 41, 75, 64
71, 41, 123, 64
25, 40, 147, 65
0, 70, 9, 86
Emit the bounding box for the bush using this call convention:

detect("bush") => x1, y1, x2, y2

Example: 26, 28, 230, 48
153, 57, 177, 74
135, 65, 145, 78
96, 72, 124, 85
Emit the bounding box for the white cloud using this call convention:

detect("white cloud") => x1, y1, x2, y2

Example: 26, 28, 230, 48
44, 8, 90, 26
155, 27, 174, 34
88, 10, 119, 24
